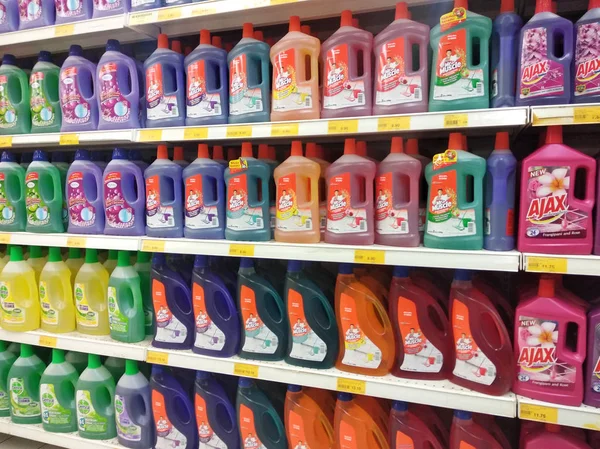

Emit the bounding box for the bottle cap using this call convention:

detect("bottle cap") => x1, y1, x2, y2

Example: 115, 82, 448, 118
171, 40, 182, 54
352, 18, 359, 28
117, 250, 130, 267
341, 10, 353, 27
242, 23, 254, 39
552, 0, 557, 13
254, 31, 264, 42
112, 148, 128, 160
227, 147, 239, 161
538, 276, 555, 297
108, 249, 117, 260
454, 410, 472, 420
454, 269, 472, 281
68, 247, 82, 259
301, 25, 311, 35
196, 370, 210, 380
157, 145, 168, 160
33, 150, 48, 162
29, 245, 42, 258
197, 144, 209, 159
339, 263, 353, 274
10, 246, 23, 262
290, 140, 303, 157
287, 384, 302, 392
241, 142, 253, 158
393, 266, 409, 278
125, 359, 138, 375
48, 247, 62, 262
69, 45, 83, 56
194, 254, 208, 268
289, 16, 301, 32
239, 377, 254, 388
268, 146, 276, 160
406, 139, 419, 155
495, 131, 510, 150
0, 341, 6, 352
535, 0, 552, 14
448, 133, 464, 151
393, 401, 408, 411
74, 149, 90, 161
356, 141, 367, 157
213, 145, 224, 160
106, 39, 121, 52
462, 135, 468, 152
152, 253, 166, 267
1, 152, 15, 163
52, 151, 67, 163
316, 144, 325, 159
157, 34, 169, 49
500, 0, 515, 13
239, 258, 254, 269
20, 344, 34, 357
287, 260, 302, 272
212, 36, 222, 48
2, 54, 16, 65
395, 2, 409, 19
338, 392, 353, 401
84, 248, 98, 264
258, 144, 269, 159
88, 353, 101, 369
390, 137, 404, 154
38, 51, 52, 62
136, 251, 151, 263
174, 146, 184, 161
546, 126, 563, 144
591, 0, 600, 10
343, 138, 356, 155
305, 142, 318, 158
52, 349, 65, 364
200, 29, 211, 45
455, 0, 468, 9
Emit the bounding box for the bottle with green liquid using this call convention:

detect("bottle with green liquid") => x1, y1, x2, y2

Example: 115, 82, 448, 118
134, 251, 154, 336
0, 341, 17, 417
8, 343, 46, 424
40, 349, 78, 433
65, 351, 87, 375
104, 356, 125, 383
25, 150, 64, 233
30, 51, 61, 133
0, 55, 31, 136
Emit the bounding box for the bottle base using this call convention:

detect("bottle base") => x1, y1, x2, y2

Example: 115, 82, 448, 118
424, 234, 483, 250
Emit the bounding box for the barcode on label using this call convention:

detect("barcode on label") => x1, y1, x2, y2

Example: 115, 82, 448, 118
255, 100, 262, 110
357, 93, 364, 104
305, 96, 311, 107
305, 219, 312, 229
320, 216, 326, 227
212, 217, 219, 226
270, 216, 276, 228
256, 218, 263, 228
436, 355, 443, 363
360, 221, 366, 231
400, 222, 408, 233
468, 222, 475, 233
414, 88, 421, 100
476, 83, 483, 95
214, 104, 221, 114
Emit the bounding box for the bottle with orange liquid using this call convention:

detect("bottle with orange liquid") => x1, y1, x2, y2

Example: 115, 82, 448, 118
285, 385, 334, 449
334, 393, 390, 449
305, 143, 329, 239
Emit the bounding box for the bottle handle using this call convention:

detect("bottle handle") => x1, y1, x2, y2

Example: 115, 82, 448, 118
429, 301, 450, 338
315, 412, 334, 445
372, 426, 388, 449
172, 277, 193, 315
262, 408, 286, 444
368, 295, 392, 337
264, 288, 284, 326
52, 169, 63, 205
308, 291, 335, 331
213, 277, 236, 321
480, 308, 509, 349
215, 396, 236, 434
134, 165, 145, 204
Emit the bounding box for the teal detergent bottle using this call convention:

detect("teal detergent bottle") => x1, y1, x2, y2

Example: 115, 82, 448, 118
0, 341, 17, 417
0, 55, 31, 136
40, 349, 78, 433
25, 150, 64, 233
0, 151, 26, 232
8, 343, 46, 424
30, 51, 61, 133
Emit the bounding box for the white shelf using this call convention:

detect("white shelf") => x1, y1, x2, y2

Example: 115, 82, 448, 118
518, 396, 600, 430
0, 130, 135, 149
0, 232, 139, 252
531, 103, 600, 127
522, 252, 600, 276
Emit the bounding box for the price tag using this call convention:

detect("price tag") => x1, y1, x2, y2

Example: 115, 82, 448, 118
38, 335, 57, 348
377, 116, 411, 132
66, 237, 87, 248
54, 24, 75, 37
574, 107, 600, 124
526, 256, 567, 274
270, 0, 297, 4
444, 114, 469, 128
336, 378, 366, 395
327, 119, 358, 134
519, 403, 558, 423
354, 249, 385, 265
129, 11, 155, 25
0, 137, 12, 148
229, 244, 255, 257
271, 123, 299, 137
141, 240, 166, 253
59, 134, 79, 145
147, 351, 169, 365
0, 234, 11, 244
138, 129, 163, 142
183, 127, 209, 140
226, 126, 252, 138
233, 363, 259, 378
190, 5, 217, 16
157, 7, 182, 21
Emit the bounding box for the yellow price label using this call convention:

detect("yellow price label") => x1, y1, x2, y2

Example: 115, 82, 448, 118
271, 123, 299, 137
526, 256, 567, 274
138, 129, 163, 142
270, 0, 297, 4
183, 127, 209, 140
354, 249, 385, 265
141, 240, 166, 253
54, 24, 75, 37
157, 7, 182, 21
191, 5, 216, 15
229, 244, 255, 257
574, 107, 600, 124
0, 137, 12, 148
0, 234, 10, 244
59, 134, 79, 145
336, 378, 366, 395
327, 119, 358, 134
519, 403, 558, 424
147, 351, 169, 365
233, 363, 259, 378
226, 126, 252, 138
377, 116, 411, 132
66, 237, 87, 248
128, 11, 155, 25
444, 114, 469, 128
38, 335, 57, 348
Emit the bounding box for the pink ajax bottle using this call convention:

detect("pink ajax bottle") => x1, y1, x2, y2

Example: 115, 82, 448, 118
523, 424, 592, 449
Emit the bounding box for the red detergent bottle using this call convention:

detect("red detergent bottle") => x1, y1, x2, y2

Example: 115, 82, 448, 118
450, 410, 503, 449
389, 401, 444, 449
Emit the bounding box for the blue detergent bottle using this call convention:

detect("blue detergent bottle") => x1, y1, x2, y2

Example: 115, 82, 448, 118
195, 371, 239, 449
18, 0, 54, 29
67, 149, 105, 234
0, 0, 18, 32
151, 365, 198, 449
574, 0, 600, 103
151, 253, 194, 350
144, 34, 186, 128
192, 255, 240, 358
144, 145, 183, 238
228, 23, 270, 124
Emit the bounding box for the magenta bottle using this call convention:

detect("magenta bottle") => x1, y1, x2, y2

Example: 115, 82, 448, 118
60, 45, 98, 132
18, 0, 54, 29
67, 149, 104, 234
585, 304, 600, 407
575, 0, 600, 103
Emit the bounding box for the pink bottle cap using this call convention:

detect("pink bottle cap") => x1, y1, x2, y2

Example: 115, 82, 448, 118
406, 139, 419, 155
174, 146, 184, 161
305, 143, 318, 158
291, 141, 303, 157
341, 10, 353, 27
357, 141, 367, 157
254, 31, 264, 42
546, 126, 563, 144
344, 139, 356, 155
500, 0, 515, 13
157, 34, 169, 49
241, 142, 253, 158
448, 133, 464, 150
535, 0, 552, 14
495, 132, 510, 150
242, 23, 254, 39
197, 144, 209, 158
212, 36, 222, 48
390, 137, 404, 154
395, 2, 409, 19
213, 145, 224, 160
171, 40, 182, 54
538, 276, 555, 297
157, 145, 168, 159
200, 29, 211, 45
257, 144, 269, 159
289, 16, 301, 32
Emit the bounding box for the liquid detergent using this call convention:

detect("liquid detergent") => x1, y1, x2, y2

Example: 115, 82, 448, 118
75, 248, 109, 336
334, 393, 389, 449
104, 249, 118, 274
30, 51, 61, 133
108, 250, 145, 343
129, 150, 148, 171
225, 142, 271, 241
185, 29, 229, 125
424, 133, 485, 250
151, 365, 198, 449
449, 410, 502, 449
304, 143, 329, 239
8, 344, 45, 424
76, 354, 116, 440
145, 145, 183, 237
0, 151, 26, 232
39, 349, 78, 433
519, 126, 596, 255
104, 357, 125, 383
575, 0, 600, 103
60, 45, 98, 132
103, 148, 145, 236
191, 255, 240, 358
325, 139, 376, 245
0, 0, 18, 32
92, 0, 128, 18
51, 152, 68, 229
0, 246, 39, 332
0, 55, 31, 135
389, 401, 444, 449
524, 424, 592, 449
195, 371, 239, 449
27, 245, 45, 283
55, 0, 91, 23
134, 251, 154, 336
285, 384, 334, 449
237, 377, 287, 449
410, 404, 449, 447
490, 0, 523, 107
18, 0, 54, 29
25, 150, 64, 233
450, 270, 514, 396
472, 274, 514, 331
429, 0, 492, 111
65, 351, 87, 375
67, 149, 104, 234
257, 144, 277, 238
516, 0, 573, 106
183, 143, 225, 239
0, 342, 16, 417
97, 40, 140, 130
228, 23, 271, 124
39, 246, 75, 333
115, 360, 154, 449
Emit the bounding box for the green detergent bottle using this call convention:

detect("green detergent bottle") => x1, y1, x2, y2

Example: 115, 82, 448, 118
429, 0, 492, 111
0, 55, 31, 136
30, 51, 61, 133
40, 349, 78, 433
133, 251, 154, 336
103, 357, 125, 383
0, 341, 17, 417
0, 152, 26, 232
25, 150, 64, 233
65, 351, 88, 375
8, 343, 46, 424
76, 353, 116, 440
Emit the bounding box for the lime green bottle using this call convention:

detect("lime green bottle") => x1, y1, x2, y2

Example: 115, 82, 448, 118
40, 349, 78, 433
25, 150, 64, 233
0, 341, 17, 417
134, 251, 154, 336
65, 248, 84, 288
0, 55, 31, 136
103, 249, 118, 275
65, 351, 87, 375
30, 52, 61, 133
8, 343, 46, 424
103, 357, 125, 383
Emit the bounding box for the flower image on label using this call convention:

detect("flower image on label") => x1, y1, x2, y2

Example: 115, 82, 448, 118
193, 283, 226, 352
227, 173, 264, 231
41, 383, 72, 426
18, 0, 41, 22
93, 0, 121, 12
230, 54, 262, 116
0, 4, 6, 24
324, 44, 366, 110
187, 61, 222, 118
153, 279, 187, 344
185, 174, 219, 230
67, 171, 96, 227
146, 64, 180, 121
104, 172, 136, 230
115, 394, 141, 442
26, 172, 51, 227
0, 75, 18, 129
60, 67, 92, 125
241, 285, 278, 354
240, 403, 266, 449
10, 377, 40, 417
0, 173, 15, 225
108, 285, 129, 334
99, 63, 131, 123
0, 281, 24, 324
146, 175, 175, 229
376, 173, 409, 235
273, 49, 313, 112
30, 71, 55, 128
520, 27, 565, 100
153, 390, 188, 449
276, 173, 313, 232
376, 38, 422, 106
55, 0, 82, 17
77, 390, 107, 433
288, 288, 326, 362
196, 394, 227, 449
40, 281, 59, 325
575, 23, 600, 97
75, 283, 99, 327
339, 292, 382, 369
327, 173, 368, 234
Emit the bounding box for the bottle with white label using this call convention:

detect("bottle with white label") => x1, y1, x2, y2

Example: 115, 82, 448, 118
39, 349, 78, 433
39, 246, 75, 333
7, 344, 46, 424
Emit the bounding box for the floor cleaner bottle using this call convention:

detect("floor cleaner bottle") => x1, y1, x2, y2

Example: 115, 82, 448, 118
8, 344, 45, 424
574, 0, 600, 104
74, 250, 109, 335
39, 246, 75, 333
305, 143, 329, 240
0, 0, 18, 32
389, 401, 444, 449
104, 249, 118, 274
257, 144, 277, 239
334, 393, 389, 449
55, 0, 91, 23
92, 0, 128, 18
30, 51, 61, 133
449, 410, 503, 449
18, 0, 54, 29
25, 150, 64, 233
27, 245, 45, 283
65, 351, 87, 375
0, 151, 26, 232
0, 55, 31, 136
39, 349, 78, 433
67, 149, 104, 234
0, 342, 16, 418
134, 251, 153, 336
285, 384, 334, 449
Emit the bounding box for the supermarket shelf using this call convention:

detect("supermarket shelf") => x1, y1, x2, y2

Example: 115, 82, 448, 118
0, 232, 139, 252
522, 252, 600, 276
531, 103, 600, 127
518, 396, 600, 430
0, 130, 135, 149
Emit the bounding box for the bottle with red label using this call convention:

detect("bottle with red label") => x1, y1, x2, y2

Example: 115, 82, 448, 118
449, 410, 503, 449
321, 10, 373, 118
450, 270, 514, 396
518, 126, 596, 255
270, 16, 320, 121
285, 384, 334, 449
574, 0, 600, 104
389, 401, 444, 449
67, 149, 104, 234
334, 393, 389, 449
373, 2, 429, 115
585, 304, 600, 407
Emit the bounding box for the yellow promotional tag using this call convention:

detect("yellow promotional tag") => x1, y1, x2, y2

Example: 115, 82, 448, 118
271, 123, 299, 137
146, 351, 169, 365
141, 240, 166, 253
183, 127, 208, 140
226, 126, 252, 138
129, 11, 155, 25
354, 249, 385, 265
233, 363, 259, 378
157, 7, 182, 21
574, 107, 600, 124
327, 119, 358, 134
0, 234, 11, 244
0, 137, 12, 148
39, 335, 57, 348
138, 129, 163, 142
54, 24, 75, 37
59, 134, 79, 145
519, 403, 558, 424
526, 256, 568, 274
66, 237, 87, 248
336, 378, 366, 395
190, 5, 217, 16
444, 114, 468, 128
377, 117, 411, 132
229, 244, 255, 257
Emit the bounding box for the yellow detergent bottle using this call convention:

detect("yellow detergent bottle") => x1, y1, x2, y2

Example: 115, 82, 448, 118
40, 247, 75, 333
0, 246, 39, 332
27, 246, 46, 284
65, 248, 84, 288
74, 249, 110, 336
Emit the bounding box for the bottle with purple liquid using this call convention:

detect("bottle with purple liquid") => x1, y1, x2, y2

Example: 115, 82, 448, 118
0, 0, 19, 33
17, 0, 54, 30
574, 0, 600, 103
67, 149, 104, 234
92, 0, 128, 18
55, 0, 91, 24
60, 45, 98, 132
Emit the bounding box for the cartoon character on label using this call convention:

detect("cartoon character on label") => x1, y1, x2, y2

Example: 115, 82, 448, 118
244, 432, 260, 449
155, 415, 171, 437
198, 421, 212, 441
245, 313, 260, 335
345, 324, 362, 346
330, 189, 364, 229
195, 309, 209, 333
404, 328, 433, 368
456, 332, 487, 378
292, 318, 308, 340
294, 442, 308, 449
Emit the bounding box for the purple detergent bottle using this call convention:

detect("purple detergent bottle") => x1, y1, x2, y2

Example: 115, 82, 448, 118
129, 150, 148, 171
574, 0, 600, 103
585, 304, 600, 407
67, 149, 105, 234
92, 0, 128, 18
55, 0, 91, 24
18, 0, 54, 29
97, 40, 140, 130
103, 148, 145, 236
0, 0, 19, 33
144, 145, 183, 238
60, 45, 98, 132
144, 34, 186, 129
516, 0, 573, 106
91, 151, 107, 171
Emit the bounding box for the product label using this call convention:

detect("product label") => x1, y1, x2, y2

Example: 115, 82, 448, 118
323, 44, 366, 110
77, 390, 107, 433
241, 285, 278, 354
187, 60, 223, 118
30, 71, 55, 127
433, 28, 484, 102
193, 282, 226, 352
288, 409, 311, 449
26, 172, 51, 227
10, 377, 39, 417
40, 281, 59, 325
18, 0, 41, 22
239, 403, 266, 449
287, 288, 326, 362
104, 171, 136, 230
339, 292, 382, 369
185, 174, 219, 230
575, 23, 600, 97
338, 419, 357, 449
227, 173, 265, 231
327, 172, 367, 234
452, 299, 496, 386
273, 48, 313, 112
99, 63, 131, 123
395, 431, 414, 449
0, 384, 8, 413
115, 394, 141, 442
131, 0, 152, 7
146, 64, 180, 121
0, 5, 6, 24
60, 67, 92, 125
0, 75, 17, 129
153, 279, 187, 344
485, 208, 514, 237
520, 27, 565, 100
230, 54, 263, 116
590, 324, 600, 395
376, 173, 409, 235
0, 281, 24, 324
196, 394, 227, 449
93, 0, 121, 12
276, 173, 313, 232
75, 283, 99, 328
146, 175, 175, 229
376, 37, 422, 106
55, 0, 82, 17
491, 69, 499, 98
440, 7, 467, 31
108, 285, 129, 334
41, 383, 72, 425
153, 390, 188, 449
0, 173, 15, 225
68, 171, 96, 227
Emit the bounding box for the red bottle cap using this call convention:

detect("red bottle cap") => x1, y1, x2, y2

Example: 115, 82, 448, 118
341, 10, 353, 27
591, 0, 600, 11
316, 144, 325, 159
242, 23, 254, 39
224, 42, 234, 52
268, 146, 276, 160
356, 141, 367, 157
157, 34, 169, 49
352, 18, 360, 28
174, 146, 184, 161
157, 145, 168, 159
538, 276, 555, 297
344, 139, 356, 155
171, 40, 182, 54
495, 131, 510, 150
258, 144, 269, 159
290, 141, 303, 157
462, 135, 469, 152
301, 25, 311, 35
200, 29, 211, 45
184, 46, 193, 56
227, 148, 239, 160
395, 2, 409, 19
254, 31, 264, 42
545, 424, 561, 433
197, 144, 209, 159
500, 0, 515, 13
455, 0, 468, 9
546, 126, 563, 144
241, 142, 253, 158
448, 133, 464, 150
213, 145, 224, 160
289, 16, 301, 32
535, 0, 552, 14
552, 0, 557, 13
406, 138, 419, 155
305, 142, 318, 158
212, 36, 222, 48
390, 137, 404, 154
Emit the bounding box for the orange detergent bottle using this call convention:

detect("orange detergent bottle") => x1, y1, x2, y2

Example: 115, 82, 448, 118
285, 385, 334, 449
334, 393, 389, 449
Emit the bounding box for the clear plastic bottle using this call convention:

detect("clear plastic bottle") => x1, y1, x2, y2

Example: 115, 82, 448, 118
8, 344, 45, 424
40, 349, 78, 433
25, 150, 64, 233
74, 249, 110, 336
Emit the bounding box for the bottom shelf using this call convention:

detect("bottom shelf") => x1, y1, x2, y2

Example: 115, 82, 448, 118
518, 396, 600, 430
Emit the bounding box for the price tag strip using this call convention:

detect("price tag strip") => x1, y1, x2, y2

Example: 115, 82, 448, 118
526, 256, 568, 274
519, 402, 558, 424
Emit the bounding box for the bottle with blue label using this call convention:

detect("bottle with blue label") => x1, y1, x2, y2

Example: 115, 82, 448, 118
67, 149, 104, 234
25, 150, 64, 233
39, 349, 78, 433
18, 0, 54, 29
574, 0, 600, 103
55, 0, 91, 23
0, 151, 26, 232
0, 0, 18, 33
0, 55, 31, 136
92, 0, 129, 18
0, 341, 17, 418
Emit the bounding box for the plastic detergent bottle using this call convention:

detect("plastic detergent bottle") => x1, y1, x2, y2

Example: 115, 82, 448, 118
228, 23, 271, 124
257, 144, 277, 238
103, 148, 145, 236
108, 250, 145, 343
305, 143, 329, 239
74, 249, 109, 335
0, 246, 39, 331
325, 139, 376, 245
271, 16, 320, 121
519, 126, 596, 255
145, 145, 183, 238
375, 137, 421, 247
450, 270, 514, 396
30, 51, 61, 133
67, 149, 104, 234
51, 152, 68, 229
575, 0, 600, 103
17, 0, 54, 29
92, 0, 128, 18
185, 29, 228, 126
449, 410, 502, 449
523, 424, 592, 449
8, 344, 45, 424
97, 40, 140, 130
103, 357, 125, 383
585, 304, 600, 406
104, 249, 118, 274
0, 342, 16, 418
39, 349, 78, 433
334, 393, 389, 449
76, 354, 116, 440
173, 146, 187, 168
60, 45, 98, 132
115, 360, 154, 449
429, 0, 492, 111
25, 150, 64, 233
130, 0, 157, 11
195, 371, 239, 449
237, 377, 287, 449
514, 276, 587, 406
490, 0, 523, 107
0, 0, 18, 32
424, 133, 485, 250
134, 251, 153, 336
151, 365, 197, 449
225, 142, 271, 241
516, 0, 573, 106
27, 245, 45, 283
65, 351, 87, 375
39, 246, 75, 333
335, 263, 394, 376
285, 384, 334, 449
183, 144, 225, 240
0, 151, 26, 232
55, 0, 91, 23
390, 401, 444, 449
0, 55, 31, 136
191, 255, 239, 358
65, 241, 83, 282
